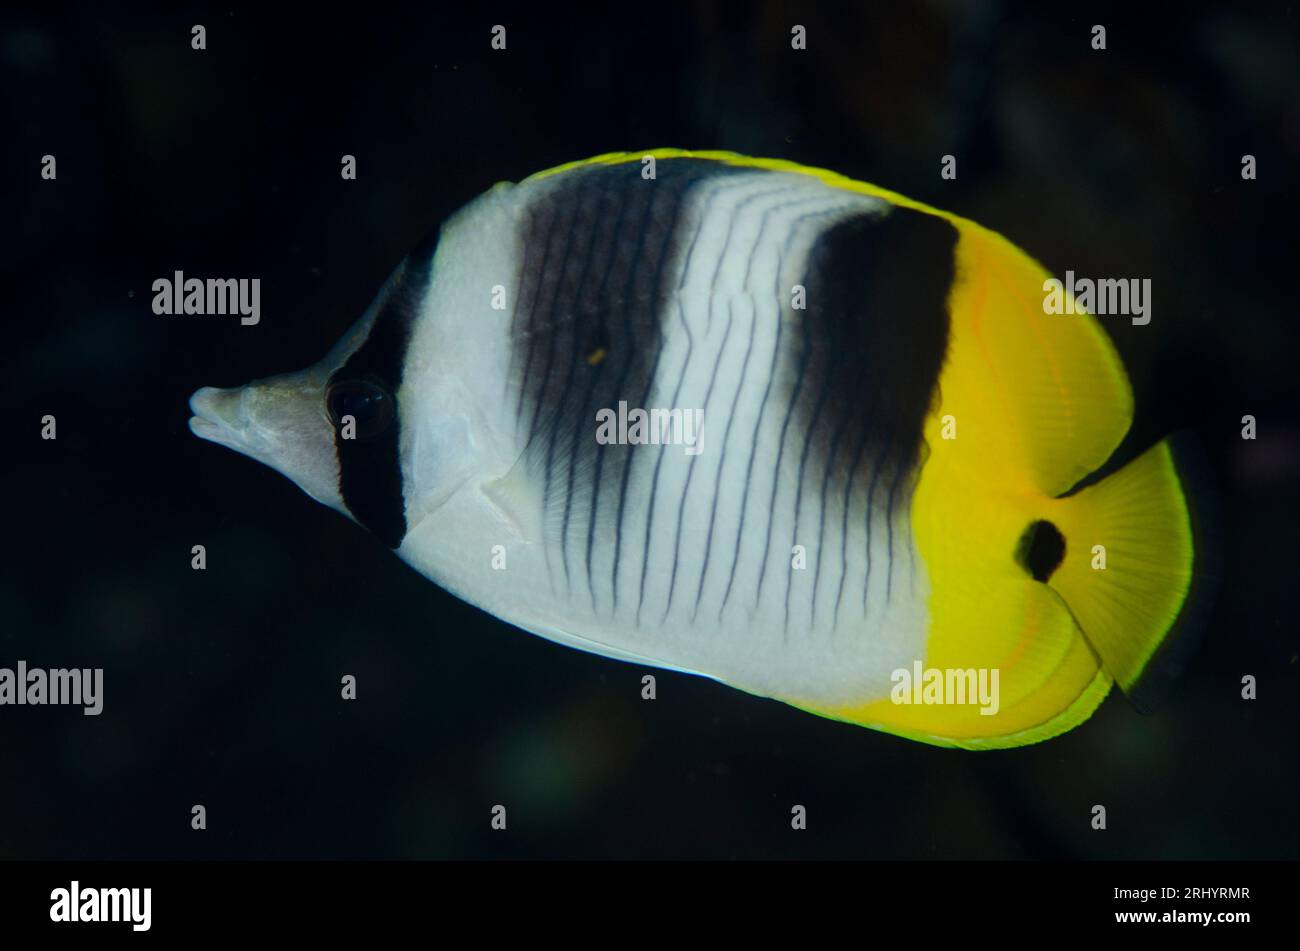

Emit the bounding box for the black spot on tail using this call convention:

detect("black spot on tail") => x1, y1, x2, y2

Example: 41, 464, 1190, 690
1016, 520, 1066, 582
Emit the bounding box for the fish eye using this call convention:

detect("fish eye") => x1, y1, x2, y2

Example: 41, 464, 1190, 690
326, 378, 396, 438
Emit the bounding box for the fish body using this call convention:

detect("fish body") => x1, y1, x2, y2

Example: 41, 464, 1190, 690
190, 150, 1203, 748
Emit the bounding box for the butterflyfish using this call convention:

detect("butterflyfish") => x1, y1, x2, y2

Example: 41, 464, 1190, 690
189, 150, 1210, 748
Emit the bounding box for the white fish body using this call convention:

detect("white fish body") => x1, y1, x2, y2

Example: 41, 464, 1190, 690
191, 150, 1202, 749
394, 164, 926, 706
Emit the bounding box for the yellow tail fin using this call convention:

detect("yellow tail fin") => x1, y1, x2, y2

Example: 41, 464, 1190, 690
1043, 435, 1214, 712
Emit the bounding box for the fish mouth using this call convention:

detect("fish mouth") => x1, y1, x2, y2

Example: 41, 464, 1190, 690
188, 386, 251, 451
188, 378, 345, 514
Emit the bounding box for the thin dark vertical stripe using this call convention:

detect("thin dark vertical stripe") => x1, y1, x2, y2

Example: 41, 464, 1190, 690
560, 182, 630, 592
693, 194, 818, 618
585, 179, 659, 609
634, 178, 720, 622
756, 284, 814, 633
717, 202, 850, 617
809, 367, 854, 628
513, 202, 563, 421
638, 299, 695, 625
862, 426, 894, 611
540, 175, 617, 584
526, 175, 595, 443
612, 183, 689, 611
784, 328, 837, 633
662, 305, 734, 623
832, 417, 872, 628
691, 296, 755, 619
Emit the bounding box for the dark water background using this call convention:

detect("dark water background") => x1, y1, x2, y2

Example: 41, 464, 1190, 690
3, 2, 1297, 859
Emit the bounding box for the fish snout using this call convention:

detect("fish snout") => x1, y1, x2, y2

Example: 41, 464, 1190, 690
187, 376, 346, 515
188, 385, 251, 447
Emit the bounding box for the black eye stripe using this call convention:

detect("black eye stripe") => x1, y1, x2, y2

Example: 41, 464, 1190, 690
331, 252, 431, 547
327, 379, 396, 437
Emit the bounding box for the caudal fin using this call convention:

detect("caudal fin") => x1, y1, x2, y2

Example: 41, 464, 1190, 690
1044, 433, 1217, 712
